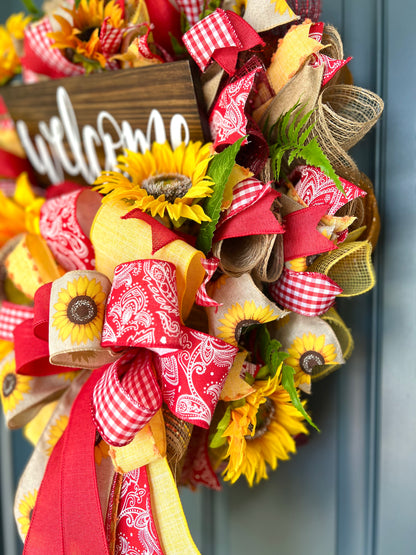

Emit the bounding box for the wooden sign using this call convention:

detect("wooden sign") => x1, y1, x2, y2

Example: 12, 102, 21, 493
1, 60, 209, 187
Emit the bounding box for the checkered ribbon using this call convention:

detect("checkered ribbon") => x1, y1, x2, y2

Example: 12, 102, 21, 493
183, 8, 264, 74
22, 18, 85, 78
92, 259, 237, 446
93, 352, 162, 447
0, 302, 34, 342
269, 268, 343, 316
100, 18, 124, 70
176, 0, 206, 26
195, 257, 221, 307
220, 178, 271, 226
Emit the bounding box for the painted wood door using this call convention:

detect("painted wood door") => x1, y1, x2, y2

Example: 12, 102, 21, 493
1, 0, 415, 554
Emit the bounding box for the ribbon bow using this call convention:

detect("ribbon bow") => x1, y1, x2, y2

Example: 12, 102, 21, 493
89, 259, 238, 446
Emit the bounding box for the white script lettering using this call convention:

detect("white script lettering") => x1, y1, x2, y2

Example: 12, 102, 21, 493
16, 86, 191, 184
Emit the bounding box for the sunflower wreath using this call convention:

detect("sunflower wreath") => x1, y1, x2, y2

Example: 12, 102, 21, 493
0, 0, 383, 553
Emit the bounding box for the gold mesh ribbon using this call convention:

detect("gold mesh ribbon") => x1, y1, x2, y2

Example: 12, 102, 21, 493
312, 307, 354, 381
308, 241, 375, 297
357, 172, 381, 249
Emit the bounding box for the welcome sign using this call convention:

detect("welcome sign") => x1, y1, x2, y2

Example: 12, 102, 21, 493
1, 60, 209, 186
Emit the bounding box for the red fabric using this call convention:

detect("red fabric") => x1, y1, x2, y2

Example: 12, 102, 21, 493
0, 149, 35, 180
180, 427, 221, 490
283, 204, 336, 261
145, 0, 182, 54
23, 368, 109, 555
14, 319, 70, 376
39, 189, 96, 271
45, 182, 84, 199
209, 68, 260, 149
214, 188, 283, 241
33, 282, 52, 341
176, 0, 206, 26
122, 209, 181, 254
195, 257, 221, 307
218, 178, 271, 226
269, 268, 342, 316
155, 326, 237, 428
183, 9, 264, 74
290, 165, 366, 216
115, 467, 164, 554
93, 352, 162, 447
21, 18, 85, 79
0, 301, 33, 342
310, 53, 352, 86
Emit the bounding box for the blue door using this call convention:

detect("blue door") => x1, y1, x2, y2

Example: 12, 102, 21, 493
1, 1, 415, 554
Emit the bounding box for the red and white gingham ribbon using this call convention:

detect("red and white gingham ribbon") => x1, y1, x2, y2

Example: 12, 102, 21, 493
220, 178, 271, 226
176, 0, 206, 26
195, 257, 221, 307
183, 8, 264, 74
0, 302, 34, 342
93, 352, 162, 447
22, 18, 85, 78
269, 268, 343, 316
100, 18, 124, 70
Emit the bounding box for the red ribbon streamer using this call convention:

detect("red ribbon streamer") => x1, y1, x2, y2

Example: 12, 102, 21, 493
23, 369, 109, 555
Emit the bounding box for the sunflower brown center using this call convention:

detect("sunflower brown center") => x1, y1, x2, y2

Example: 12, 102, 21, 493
2, 372, 16, 397
299, 351, 325, 373
67, 295, 97, 325
142, 173, 192, 203
246, 397, 275, 440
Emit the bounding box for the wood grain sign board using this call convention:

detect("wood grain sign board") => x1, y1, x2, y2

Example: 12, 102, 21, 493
1, 60, 210, 187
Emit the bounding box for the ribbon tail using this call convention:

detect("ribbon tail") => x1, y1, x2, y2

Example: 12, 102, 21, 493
24, 368, 109, 555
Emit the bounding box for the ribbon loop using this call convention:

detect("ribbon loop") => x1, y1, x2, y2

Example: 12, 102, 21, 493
101, 259, 181, 355
93, 352, 162, 447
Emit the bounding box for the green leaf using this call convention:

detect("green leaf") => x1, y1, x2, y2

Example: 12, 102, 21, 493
196, 137, 245, 253
281, 365, 320, 432
21, 0, 42, 16
170, 33, 187, 56
255, 326, 289, 378
200, 0, 222, 19
209, 406, 232, 448
299, 139, 344, 193
267, 102, 345, 194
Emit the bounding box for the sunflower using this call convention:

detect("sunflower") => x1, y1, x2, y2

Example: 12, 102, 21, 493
17, 490, 38, 537
49, 0, 124, 69
52, 275, 106, 345
0, 356, 32, 414
0, 24, 20, 85
46, 415, 69, 456
271, 0, 296, 16
94, 432, 110, 465
286, 332, 337, 391
94, 141, 214, 225
232, 0, 247, 16
0, 173, 45, 248
6, 12, 32, 40
221, 368, 308, 486
218, 300, 278, 346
